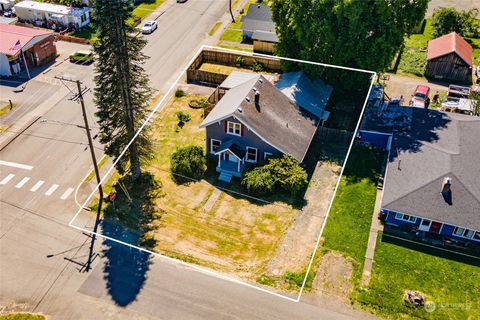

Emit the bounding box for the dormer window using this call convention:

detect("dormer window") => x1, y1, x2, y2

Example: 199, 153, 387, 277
227, 121, 241, 136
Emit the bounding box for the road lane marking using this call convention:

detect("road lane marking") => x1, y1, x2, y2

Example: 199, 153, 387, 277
60, 187, 74, 200
0, 174, 15, 185
15, 177, 30, 188
0, 160, 33, 170
45, 184, 59, 196
30, 180, 45, 192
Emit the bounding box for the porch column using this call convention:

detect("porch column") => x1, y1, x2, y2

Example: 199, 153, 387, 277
237, 159, 240, 172
217, 153, 221, 167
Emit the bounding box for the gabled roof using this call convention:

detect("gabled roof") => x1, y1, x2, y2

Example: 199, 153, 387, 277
200, 74, 319, 162
427, 32, 472, 66
275, 71, 332, 119
0, 24, 53, 56
14, 0, 73, 15
382, 110, 480, 230
240, 4, 276, 33
215, 140, 246, 159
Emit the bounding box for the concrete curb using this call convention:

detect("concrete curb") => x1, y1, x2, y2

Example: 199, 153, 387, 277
0, 115, 41, 152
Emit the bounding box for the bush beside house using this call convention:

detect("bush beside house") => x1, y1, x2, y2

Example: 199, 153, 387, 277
170, 145, 206, 183
241, 154, 308, 196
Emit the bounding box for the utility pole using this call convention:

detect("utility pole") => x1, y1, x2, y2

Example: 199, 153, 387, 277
75, 80, 104, 202
229, 0, 235, 23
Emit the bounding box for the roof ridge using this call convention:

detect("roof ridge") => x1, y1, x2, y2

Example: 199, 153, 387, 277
383, 170, 452, 206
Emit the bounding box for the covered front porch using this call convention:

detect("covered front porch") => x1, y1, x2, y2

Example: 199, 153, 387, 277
214, 141, 246, 178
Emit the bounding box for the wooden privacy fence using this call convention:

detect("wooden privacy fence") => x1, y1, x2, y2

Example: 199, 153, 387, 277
316, 126, 354, 144
187, 48, 283, 84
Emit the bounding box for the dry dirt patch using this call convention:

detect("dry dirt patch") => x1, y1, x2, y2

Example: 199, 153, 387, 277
313, 251, 354, 300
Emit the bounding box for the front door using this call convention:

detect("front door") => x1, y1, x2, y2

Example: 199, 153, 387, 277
429, 221, 442, 234
226, 152, 238, 163
419, 219, 432, 231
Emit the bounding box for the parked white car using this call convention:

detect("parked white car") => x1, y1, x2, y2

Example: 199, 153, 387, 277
141, 20, 157, 34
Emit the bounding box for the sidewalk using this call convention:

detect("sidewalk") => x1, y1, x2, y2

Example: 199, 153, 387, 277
360, 160, 387, 287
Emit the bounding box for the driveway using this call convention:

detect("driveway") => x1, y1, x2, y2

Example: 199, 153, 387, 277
382, 73, 450, 102
427, 0, 479, 16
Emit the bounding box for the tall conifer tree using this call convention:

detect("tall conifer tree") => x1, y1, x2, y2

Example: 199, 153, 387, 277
93, 0, 152, 179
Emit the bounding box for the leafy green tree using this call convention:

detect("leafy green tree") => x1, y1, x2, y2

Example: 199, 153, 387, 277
271, 0, 428, 79
170, 146, 206, 183
93, 0, 153, 179
431, 7, 479, 38
241, 166, 276, 194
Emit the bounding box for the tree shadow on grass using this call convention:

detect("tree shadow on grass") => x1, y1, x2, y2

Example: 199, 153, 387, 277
101, 172, 164, 306
342, 143, 387, 186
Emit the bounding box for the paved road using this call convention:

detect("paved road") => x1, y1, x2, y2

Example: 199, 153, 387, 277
1, 1, 377, 319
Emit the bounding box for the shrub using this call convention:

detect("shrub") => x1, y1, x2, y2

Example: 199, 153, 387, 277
175, 111, 191, 127
170, 145, 206, 183
175, 89, 185, 98
398, 49, 427, 76
188, 98, 206, 109
251, 60, 264, 72
241, 166, 275, 194
234, 55, 245, 66
241, 154, 307, 196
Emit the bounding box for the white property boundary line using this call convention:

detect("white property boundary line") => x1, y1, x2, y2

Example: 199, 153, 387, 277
68, 45, 376, 303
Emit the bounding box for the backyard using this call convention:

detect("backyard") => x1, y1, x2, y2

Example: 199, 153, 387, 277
398, 19, 480, 77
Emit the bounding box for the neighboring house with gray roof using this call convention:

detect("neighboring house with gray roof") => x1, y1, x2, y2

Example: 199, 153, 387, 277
360, 90, 480, 246
241, 3, 278, 40
199, 73, 319, 182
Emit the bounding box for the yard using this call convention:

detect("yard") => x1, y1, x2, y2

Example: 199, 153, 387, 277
217, 0, 258, 51
356, 237, 480, 319
398, 19, 480, 77
111, 94, 298, 279
321, 144, 385, 286
317, 143, 480, 319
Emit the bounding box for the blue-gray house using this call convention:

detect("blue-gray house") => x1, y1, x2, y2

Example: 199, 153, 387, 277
360, 90, 480, 247
199, 73, 320, 182
240, 4, 276, 41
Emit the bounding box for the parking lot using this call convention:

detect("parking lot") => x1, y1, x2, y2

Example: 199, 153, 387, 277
0, 40, 94, 128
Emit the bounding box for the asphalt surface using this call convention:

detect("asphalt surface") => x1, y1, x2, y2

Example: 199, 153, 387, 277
1, 1, 376, 319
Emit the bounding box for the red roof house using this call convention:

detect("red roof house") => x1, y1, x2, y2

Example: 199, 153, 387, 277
425, 32, 473, 83
0, 24, 57, 77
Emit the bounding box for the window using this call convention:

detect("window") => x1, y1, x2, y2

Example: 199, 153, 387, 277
453, 227, 475, 239
264, 152, 272, 159
210, 139, 220, 153
474, 232, 480, 241
453, 227, 465, 236
227, 121, 241, 136
246, 147, 257, 163
395, 213, 416, 223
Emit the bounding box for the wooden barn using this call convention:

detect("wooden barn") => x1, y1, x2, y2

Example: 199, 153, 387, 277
425, 32, 472, 83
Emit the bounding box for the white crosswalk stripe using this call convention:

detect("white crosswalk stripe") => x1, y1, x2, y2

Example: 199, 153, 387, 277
45, 184, 59, 196
30, 180, 45, 192
60, 187, 74, 200
15, 177, 31, 188
0, 174, 15, 185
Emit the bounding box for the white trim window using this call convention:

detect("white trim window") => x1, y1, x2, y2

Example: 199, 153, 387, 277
453, 227, 475, 239
264, 152, 272, 160
227, 121, 241, 136
210, 139, 221, 153
474, 232, 480, 241
246, 147, 258, 163
395, 213, 417, 223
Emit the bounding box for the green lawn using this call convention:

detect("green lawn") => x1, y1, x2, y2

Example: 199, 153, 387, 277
219, 29, 243, 42
208, 21, 222, 36
71, 24, 98, 42
0, 314, 45, 320
321, 144, 385, 284
357, 237, 480, 319
132, 0, 165, 20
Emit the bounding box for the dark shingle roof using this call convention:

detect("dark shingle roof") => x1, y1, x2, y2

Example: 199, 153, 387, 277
200, 75, 319, 162
382, 110, 480, 230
